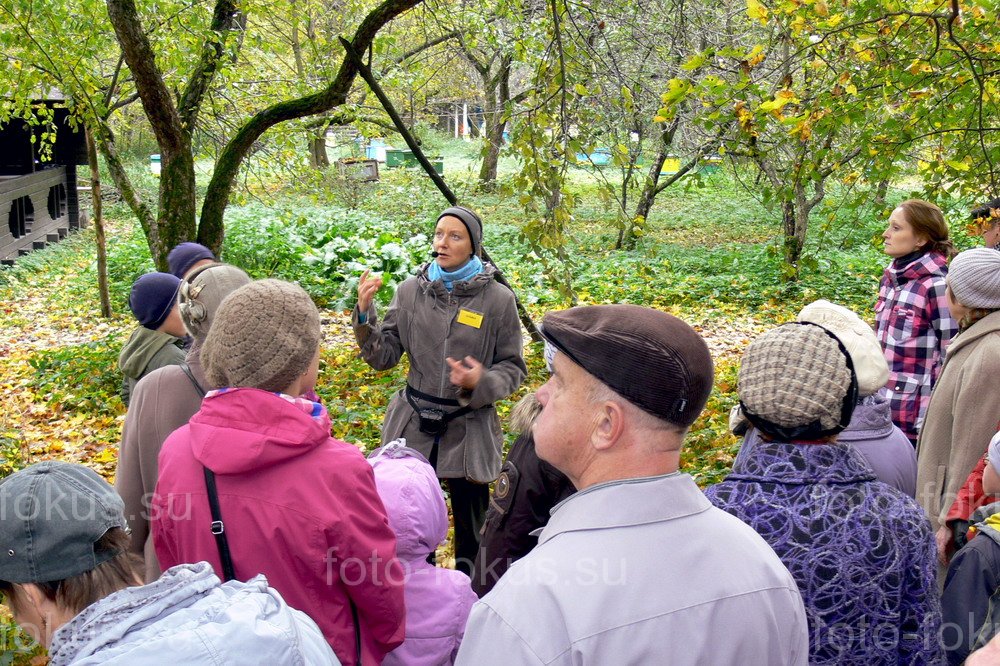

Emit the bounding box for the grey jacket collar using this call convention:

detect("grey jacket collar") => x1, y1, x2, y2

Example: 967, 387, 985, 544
536, 472, 705, 544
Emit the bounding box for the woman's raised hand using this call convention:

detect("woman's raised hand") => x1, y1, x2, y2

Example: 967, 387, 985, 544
357, 269, 383, 313
447, 356, 484, 390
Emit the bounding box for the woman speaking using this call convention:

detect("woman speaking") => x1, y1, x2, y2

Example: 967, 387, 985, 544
353, 206, 526, 576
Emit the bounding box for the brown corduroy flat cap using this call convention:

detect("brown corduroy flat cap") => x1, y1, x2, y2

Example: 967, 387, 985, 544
540, 304, 714, 427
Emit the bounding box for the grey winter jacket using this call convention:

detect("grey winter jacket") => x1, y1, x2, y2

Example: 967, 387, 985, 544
353, 263, 526, 482
47, 562, 339, 665
117, 325, 185, 406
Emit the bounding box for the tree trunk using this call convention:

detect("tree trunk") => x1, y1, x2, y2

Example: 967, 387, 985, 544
92, 126, 156, 247
875, 178, 890, 208
197, 0, 424, 253
85, 126, 112, 318
781, 200, 800, 277
478, 57, 511, 187
309, 134, 330, 168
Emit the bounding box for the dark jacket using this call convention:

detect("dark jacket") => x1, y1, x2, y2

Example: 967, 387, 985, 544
942, 502, 1000, 665
470, 430, 575, 597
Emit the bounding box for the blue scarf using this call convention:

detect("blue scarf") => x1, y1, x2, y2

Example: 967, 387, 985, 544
427, 255, 483, 292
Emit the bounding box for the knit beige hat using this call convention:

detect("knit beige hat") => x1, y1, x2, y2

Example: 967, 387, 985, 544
201, 279, 321, 392
178, 263, 252, 341
738, 324, 854, 439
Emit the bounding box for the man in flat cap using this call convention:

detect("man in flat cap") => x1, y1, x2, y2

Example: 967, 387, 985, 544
456, 304, 808, 665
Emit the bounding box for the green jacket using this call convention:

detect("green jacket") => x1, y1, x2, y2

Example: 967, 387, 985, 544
118, 325, 186, 406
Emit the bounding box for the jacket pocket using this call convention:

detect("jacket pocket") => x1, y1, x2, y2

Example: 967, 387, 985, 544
887, 305, 918, 345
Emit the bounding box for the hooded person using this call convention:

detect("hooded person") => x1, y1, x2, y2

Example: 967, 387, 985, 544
118, 272, 186, 407
352, 205, 526, 576
470, 391, 575, 597
0, 461, 337, 665
730, 300, 917, 496
705, 323, 943, 664
114, 263, 252, 582
153, 279, 405, 665
368, 440, 477, 666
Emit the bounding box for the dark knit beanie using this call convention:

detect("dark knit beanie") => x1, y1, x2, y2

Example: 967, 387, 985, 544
168, 242, 216, 278
437, 207, 483, 257
201, 279, 321, 392
129, 272, 181, 330
540, 304, 714, 427
738, 323, 857, 441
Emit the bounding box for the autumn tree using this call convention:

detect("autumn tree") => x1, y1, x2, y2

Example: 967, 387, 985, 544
101, 0, 423, 268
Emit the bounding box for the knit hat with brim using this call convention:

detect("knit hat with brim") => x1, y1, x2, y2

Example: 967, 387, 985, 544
201, 279, 321, 392
178, 264, 252, 342
947, 247, 1000, 309
738, 323, 857, 441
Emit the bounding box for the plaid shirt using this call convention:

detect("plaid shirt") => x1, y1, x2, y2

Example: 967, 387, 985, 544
875, 251, 957, 441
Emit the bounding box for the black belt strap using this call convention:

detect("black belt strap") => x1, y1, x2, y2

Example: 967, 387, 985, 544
406, 384, 461, 406
203, 466, 236, 582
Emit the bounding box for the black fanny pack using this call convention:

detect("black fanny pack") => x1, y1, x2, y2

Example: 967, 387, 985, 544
405, 385, 474, 436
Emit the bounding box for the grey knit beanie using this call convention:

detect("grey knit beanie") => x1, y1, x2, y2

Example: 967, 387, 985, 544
738, 324, 854, 439
437, 206, 483, 257
947, 247, 1000, 309
178, 264, 252, 341
201, 279, 321, 392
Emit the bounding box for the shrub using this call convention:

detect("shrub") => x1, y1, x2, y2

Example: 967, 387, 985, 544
222, 203, 430, 309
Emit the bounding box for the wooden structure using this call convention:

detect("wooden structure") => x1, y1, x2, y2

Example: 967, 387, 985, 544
0, 98, 88, 266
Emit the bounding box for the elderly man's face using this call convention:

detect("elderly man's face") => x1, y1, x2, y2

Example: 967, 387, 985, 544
532, 352, 597, 479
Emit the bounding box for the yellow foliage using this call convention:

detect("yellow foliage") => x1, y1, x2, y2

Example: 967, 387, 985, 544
747, 0, 769, 23
759, 89, 800, 113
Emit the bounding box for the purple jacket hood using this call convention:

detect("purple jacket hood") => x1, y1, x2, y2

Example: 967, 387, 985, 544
368, 440, 448, 562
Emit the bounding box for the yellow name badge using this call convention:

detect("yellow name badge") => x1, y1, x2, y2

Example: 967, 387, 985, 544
456, 308, 484, 329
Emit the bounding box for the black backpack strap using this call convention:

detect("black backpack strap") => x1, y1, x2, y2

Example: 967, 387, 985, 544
202, 466, 236, 582
179, 362, 206, 398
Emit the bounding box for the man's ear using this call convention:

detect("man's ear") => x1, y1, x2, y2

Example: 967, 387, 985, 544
591, 400, 626, 451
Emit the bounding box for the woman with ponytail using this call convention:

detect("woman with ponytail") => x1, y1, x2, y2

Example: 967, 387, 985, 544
875, 199, 958, 445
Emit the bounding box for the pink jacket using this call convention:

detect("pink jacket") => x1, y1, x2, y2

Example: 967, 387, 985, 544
368, 442, 476, 666
153, 388, 405, 665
